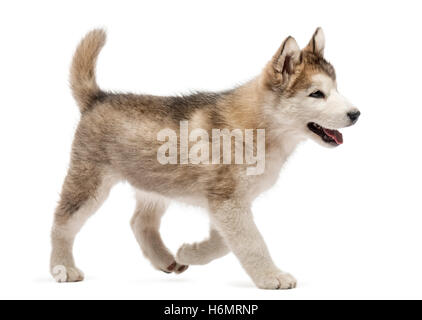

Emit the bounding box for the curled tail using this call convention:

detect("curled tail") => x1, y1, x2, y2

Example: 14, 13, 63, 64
70, 29, 106, 113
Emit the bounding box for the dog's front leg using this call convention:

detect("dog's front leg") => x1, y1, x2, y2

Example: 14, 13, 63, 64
208, 198, 296, 290
176, 226, 230, 265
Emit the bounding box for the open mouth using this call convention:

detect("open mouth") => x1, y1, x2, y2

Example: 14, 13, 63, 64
307, 122, 343, 146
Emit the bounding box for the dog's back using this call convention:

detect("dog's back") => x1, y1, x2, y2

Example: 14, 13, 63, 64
69, 30, 248, 199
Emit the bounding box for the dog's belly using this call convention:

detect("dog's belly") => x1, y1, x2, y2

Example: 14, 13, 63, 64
127, 174, 209, 208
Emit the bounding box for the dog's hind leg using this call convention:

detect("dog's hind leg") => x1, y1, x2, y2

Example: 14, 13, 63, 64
130, 190, 188, 274
50, 162, 118, 282
176, 227, 230, 265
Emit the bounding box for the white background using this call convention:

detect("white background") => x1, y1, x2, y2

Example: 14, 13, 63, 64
0, 0, 421, 300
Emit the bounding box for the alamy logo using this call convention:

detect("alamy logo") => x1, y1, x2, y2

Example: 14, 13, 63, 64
157, 121, 265, 176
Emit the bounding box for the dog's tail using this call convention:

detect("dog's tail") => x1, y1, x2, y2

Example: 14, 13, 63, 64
70, 29, 107, 113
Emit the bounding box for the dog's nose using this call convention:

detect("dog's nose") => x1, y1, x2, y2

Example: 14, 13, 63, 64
347, 110, 361, 123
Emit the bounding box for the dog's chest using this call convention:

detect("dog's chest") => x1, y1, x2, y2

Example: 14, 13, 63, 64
244, 136, 301, 200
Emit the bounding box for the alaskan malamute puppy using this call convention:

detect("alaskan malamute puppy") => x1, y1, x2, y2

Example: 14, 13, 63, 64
51, 28, 360, 289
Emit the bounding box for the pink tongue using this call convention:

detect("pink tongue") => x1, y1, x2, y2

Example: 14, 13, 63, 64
323, 128, 343, 144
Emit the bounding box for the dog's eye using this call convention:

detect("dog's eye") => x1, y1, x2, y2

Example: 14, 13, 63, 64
309, 90, 325, 99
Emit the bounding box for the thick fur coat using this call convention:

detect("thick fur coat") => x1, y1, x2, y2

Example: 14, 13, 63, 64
50, 28, 359, 289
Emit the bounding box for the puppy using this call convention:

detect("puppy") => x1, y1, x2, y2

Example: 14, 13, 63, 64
50, 28, 359, 289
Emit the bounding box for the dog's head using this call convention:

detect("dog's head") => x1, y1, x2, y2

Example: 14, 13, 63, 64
261, 28, 360, 147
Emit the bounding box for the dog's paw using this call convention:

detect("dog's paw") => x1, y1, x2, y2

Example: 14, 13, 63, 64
147, 253, 189, 275
51, 265, 84, 283
165, 261, 189, 274
176, 243, 209, 266
254, 272, 297, 290
175, 243, 195, 265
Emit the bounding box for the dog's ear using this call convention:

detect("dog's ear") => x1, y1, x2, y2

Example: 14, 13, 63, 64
262, 36, 300, 89
304, 27, 325, 56
272, 36, 301, 75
